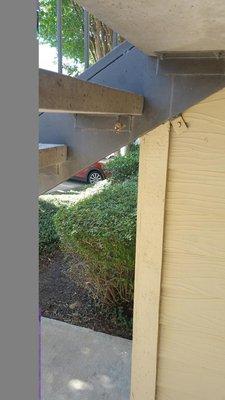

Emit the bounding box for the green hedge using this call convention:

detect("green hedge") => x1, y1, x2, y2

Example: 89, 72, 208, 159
54, 178, 137, 313
39, 199, 59, 255
106, 144, 139, 183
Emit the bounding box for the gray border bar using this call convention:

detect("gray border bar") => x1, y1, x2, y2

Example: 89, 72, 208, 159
0, 1, 38, 399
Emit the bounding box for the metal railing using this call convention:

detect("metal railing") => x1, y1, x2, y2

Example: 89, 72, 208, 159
37, 0, 119, 75
56, 0, 62, 73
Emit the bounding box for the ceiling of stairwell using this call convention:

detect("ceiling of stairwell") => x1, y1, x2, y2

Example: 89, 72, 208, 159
77, 0, 225, 55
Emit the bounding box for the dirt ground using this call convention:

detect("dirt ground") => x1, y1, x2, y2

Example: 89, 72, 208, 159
39, 250, 132, 339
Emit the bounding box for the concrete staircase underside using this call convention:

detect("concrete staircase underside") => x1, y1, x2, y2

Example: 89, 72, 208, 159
39, 41, 225, 194
77, 0, 225, 55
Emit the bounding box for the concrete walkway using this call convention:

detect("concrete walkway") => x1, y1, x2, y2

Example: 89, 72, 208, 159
41, 318, 132, 400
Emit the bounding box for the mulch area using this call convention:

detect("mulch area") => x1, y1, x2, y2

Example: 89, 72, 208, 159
39, 250, 132, 339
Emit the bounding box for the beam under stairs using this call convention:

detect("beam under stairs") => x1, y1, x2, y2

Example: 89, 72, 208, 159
39, 69, 143, 115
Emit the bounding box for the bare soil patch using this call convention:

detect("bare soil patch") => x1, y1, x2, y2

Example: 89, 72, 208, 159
39, 251, 132, 339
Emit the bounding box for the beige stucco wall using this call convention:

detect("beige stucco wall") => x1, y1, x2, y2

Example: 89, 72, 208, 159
131, 88, 225, 400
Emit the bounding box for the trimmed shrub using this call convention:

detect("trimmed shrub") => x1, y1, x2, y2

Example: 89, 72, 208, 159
54, 178, 137, 314
106, 144, 139, 183
39, 200, 59, 255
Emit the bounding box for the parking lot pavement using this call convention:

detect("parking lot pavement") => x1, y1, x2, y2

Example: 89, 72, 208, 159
46, 180, 86, 195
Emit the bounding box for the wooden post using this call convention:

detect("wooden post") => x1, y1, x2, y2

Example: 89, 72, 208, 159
130, 123, 170, 400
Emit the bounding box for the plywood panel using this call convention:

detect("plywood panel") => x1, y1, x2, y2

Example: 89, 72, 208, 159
156, 87, 225, 400
130, 123, 170, 400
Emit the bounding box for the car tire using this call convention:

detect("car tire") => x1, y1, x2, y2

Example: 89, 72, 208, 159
87, 170, 103, 184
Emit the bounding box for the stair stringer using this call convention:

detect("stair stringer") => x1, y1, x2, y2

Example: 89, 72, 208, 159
39, 41, 225, 194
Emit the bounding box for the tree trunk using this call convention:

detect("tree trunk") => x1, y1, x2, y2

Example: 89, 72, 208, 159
71, 1, 116, 62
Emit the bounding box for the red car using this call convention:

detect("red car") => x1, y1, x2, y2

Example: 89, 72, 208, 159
71, 160, 109, 184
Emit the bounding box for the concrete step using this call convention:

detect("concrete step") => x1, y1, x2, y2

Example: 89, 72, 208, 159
39, 143, 67, 169
41, 317, 132, 400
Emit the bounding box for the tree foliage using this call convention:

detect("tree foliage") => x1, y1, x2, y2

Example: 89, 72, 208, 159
39, 199, 60, 255
106, 144, 139, 183
39, 0, 123, 74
